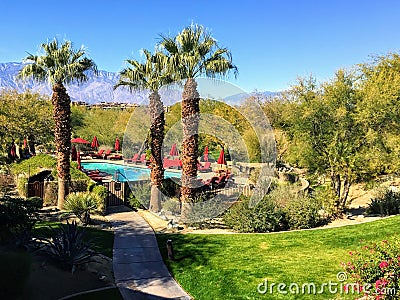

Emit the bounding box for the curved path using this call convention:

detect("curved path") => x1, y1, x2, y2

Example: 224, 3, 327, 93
106, 206, 191, 300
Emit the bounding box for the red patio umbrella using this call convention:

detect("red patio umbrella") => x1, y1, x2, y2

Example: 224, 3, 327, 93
71, 137, 90, 144
23, 138, 28, 149
169, 143, 179, 156
91, 136, 99, 149
10, 143, 16, 158
217, 149, 226, 165
204, 146, 209, 162
115, 138, 121, 152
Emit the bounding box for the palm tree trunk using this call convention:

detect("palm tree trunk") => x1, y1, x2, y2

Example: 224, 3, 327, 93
149, 91, 165, 212
180, 78, 200, 220
52, 83, 71, 210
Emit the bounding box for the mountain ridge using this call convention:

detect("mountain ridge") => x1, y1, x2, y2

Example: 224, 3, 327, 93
0, 62, 278, 105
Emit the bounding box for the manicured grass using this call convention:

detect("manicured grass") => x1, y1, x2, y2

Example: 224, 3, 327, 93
157, 216, 400, 300
33, 221, 114, 258
68, 287, 122, 300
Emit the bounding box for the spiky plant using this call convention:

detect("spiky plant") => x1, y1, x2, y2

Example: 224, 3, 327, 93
160, 24, 237, 219
115, 50, 171, 212
18, 39, 97, 209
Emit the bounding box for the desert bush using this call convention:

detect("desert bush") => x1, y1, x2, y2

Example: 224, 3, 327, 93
16, 176, 28, 197
27, 196, 43, 209
0, 251, 31, 299
91, 185, 108, 213
284, 195, 324, 229
128, 182, 151, 209
342, 237, 400, 299
0, 197, 39, 243
162, 198, 181, 215
43, 181, 57, 206
223, 195, 287, 233
367, 188, 400, 216
63, 192, 99, 225
39, 221, 97, 273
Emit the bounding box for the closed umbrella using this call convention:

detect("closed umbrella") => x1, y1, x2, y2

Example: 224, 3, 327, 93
71, 145, 78, 161
76, 152, 82, 170
23, 138, 27, 149
217, 149, 226, 165
91, 136, 99, 149
169, 143, 179, 156
204, 146, 209, 162
115, 138, 121, 153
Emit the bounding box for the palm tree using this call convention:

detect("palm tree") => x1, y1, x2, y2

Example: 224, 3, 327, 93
115, 50, 171, 212
160, 24, 237, 218
18, 39, 97, 209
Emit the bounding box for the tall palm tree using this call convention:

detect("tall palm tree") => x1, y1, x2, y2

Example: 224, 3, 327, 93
115, 50, 171, 212
160, 24, 238, 217
18, 39, 97, 209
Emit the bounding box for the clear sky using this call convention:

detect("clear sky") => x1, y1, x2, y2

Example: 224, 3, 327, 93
1, 0, 400, 92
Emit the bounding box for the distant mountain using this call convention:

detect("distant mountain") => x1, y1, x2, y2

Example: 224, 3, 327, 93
0, 62, 279, 105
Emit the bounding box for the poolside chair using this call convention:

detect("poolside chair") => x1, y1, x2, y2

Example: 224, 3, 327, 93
135, 153, 147, 164
109, 154, 123, 160
198, 162, 211, 172
103, 149, 112, 159
90, 149, 104, 158
124, 153, 139, 164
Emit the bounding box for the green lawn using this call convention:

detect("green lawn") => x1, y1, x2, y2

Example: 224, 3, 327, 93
33, 221, 114, 258
156, 216, 400, 300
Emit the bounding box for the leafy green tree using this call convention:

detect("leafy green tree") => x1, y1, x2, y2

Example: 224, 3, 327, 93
0, 90, 53, 154
285, 71, 366, 212
115, 50, 171, 212
18, 39, 97, 209
160, 24, 237, 218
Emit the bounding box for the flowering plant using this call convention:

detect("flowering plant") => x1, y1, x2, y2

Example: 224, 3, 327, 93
342, 237, 400, 299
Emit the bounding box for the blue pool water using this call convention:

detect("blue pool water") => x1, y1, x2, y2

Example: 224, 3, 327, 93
81, 162, 180, 182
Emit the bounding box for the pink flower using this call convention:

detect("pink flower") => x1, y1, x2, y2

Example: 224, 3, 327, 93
349, 251, 353, 256
379, 261, 389, 269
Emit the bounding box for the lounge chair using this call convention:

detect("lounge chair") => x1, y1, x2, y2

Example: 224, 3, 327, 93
124, 153, 139, 163
90, 149, 104, 158
163, 158, 182, 169
198, 162, 211, 172
109, 154, 123, 160
135, 153, 148, 165
103, 149, 112, 159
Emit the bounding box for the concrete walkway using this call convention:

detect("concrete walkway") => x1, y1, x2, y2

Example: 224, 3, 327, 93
105, 206, 192, 300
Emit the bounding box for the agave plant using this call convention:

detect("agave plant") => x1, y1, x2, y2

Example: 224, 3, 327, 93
63, 192, 99, 225
40, 220, 97, 274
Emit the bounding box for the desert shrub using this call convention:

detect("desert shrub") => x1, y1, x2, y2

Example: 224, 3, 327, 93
70, 179, 89, 193
39, 221, 97, 273
91, 185, 108, 213
284, 195, 324, 229
342, 237, 400, 299
0, 197, 39, 243
162, 198, 181, 215
86, 181, 96, 192
16, 176, 28, 197
367, 188, 400, 216
313, 184, 340, 217
223, 195, 287, 233
27, 196, 43, 209
0, 251, 31, 299
63, 192, 99, 225
128, 182, 151, 209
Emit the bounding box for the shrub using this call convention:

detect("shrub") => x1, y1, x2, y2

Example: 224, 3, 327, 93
342, 237, 400, 299
39, 220, 97, 273
0, 251, 31, 299
27, 196, 43, 209
91, 185, 108, 213
128, 182, 151, 209
223, 195, 287, 233
162, 198, 181, 215
284, 195, 324, 229
0, 197, 38, 243
367, 188, 400, 216
16, 176, 28, 198
63, 192, 99, 225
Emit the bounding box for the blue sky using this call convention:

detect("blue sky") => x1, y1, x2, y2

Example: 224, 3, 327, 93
1, 0, 400, 92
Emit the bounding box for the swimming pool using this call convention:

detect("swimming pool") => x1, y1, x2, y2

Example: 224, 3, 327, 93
81, 162, 180, 182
